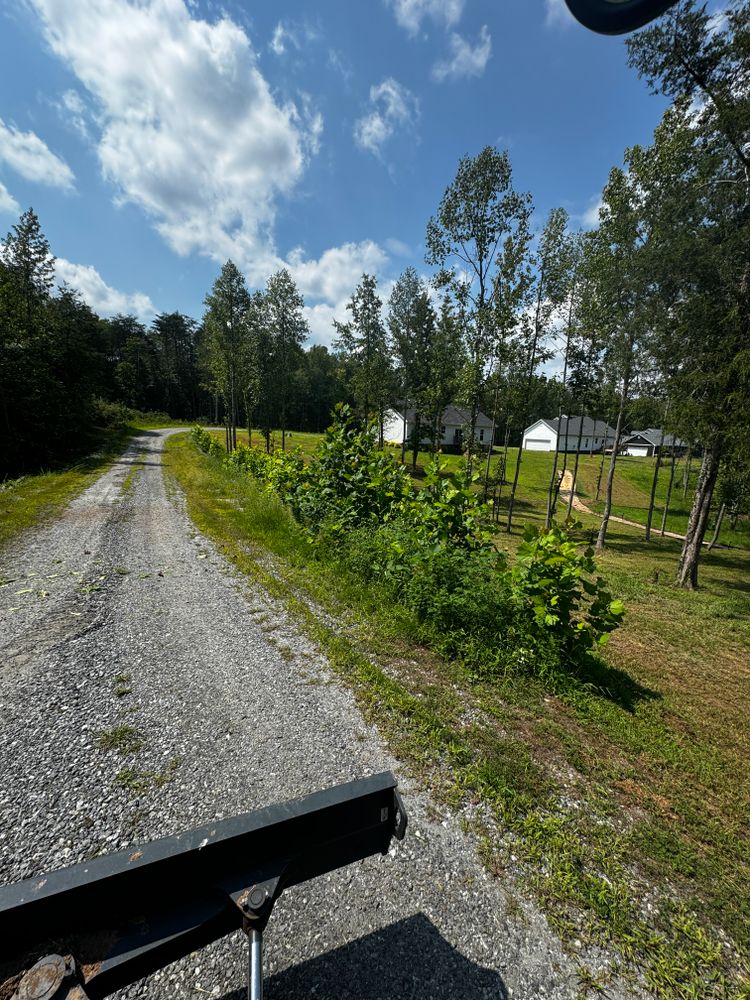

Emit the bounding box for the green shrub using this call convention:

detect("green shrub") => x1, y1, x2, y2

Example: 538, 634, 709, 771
191, 425, 224, 459
511, 521, 625, 665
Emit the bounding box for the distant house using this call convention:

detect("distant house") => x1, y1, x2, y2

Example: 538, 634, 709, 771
619, 429, 689, 458
382, 404, 494, 451
522, 416, 616, 454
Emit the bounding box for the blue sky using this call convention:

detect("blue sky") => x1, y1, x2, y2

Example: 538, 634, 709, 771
0, 0, 672, 345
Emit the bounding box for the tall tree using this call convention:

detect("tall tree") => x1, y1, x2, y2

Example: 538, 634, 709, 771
626, 0, 750, 585
264, 269, 308, 450
202, 260, 251, 452
506, 206, 573, 532
426, 146, 531, 472
334, 273, 393, 444
388, 268, 439, 467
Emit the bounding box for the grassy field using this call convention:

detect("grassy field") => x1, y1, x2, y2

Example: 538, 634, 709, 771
172, 431, 749, 998
217, 430, 748, 549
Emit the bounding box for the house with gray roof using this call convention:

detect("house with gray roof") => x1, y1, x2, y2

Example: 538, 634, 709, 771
620, 429, 689, 458
522, 416, 616, 454
383, 404, 494, 451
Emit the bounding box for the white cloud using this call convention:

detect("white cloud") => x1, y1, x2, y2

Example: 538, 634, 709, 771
386, 0, 464, 35
28, 0, 321, 284
431, 25, 491, 81
354, 78, 419, 158
580, 196, 603, 229
544, 0, 574, 29
287, 240, 391, 347
0, 180, 20, 216
289, 240, 389, 305
385, 237, 411, 256
269, 19, 319, 56
55, 258, 155, 320
56, 89, 93, 140
0, 118, 75, 190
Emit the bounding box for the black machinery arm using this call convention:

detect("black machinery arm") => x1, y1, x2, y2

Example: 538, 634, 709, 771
0, 771, 407, 1000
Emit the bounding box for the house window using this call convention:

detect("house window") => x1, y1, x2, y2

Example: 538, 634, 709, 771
479, 429, 485, 442
440, 425, 445, 434
584, 438, 588, 448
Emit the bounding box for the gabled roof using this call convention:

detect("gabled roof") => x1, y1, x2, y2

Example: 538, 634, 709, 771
389, 404, 493, 428
623, 428, 687, 449
524, 415, 616, 437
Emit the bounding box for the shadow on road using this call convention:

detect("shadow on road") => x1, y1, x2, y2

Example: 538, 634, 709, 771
219, 913, 508, 999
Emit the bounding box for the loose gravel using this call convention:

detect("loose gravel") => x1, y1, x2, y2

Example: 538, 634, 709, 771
1, 430, 603, 999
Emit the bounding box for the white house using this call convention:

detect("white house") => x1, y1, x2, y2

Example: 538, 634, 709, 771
383, 404, 494, 451
522, 416, 616, 453
620, 429, 689, 458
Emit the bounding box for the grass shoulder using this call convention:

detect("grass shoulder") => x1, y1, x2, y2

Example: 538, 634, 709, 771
166, 432, 749, 998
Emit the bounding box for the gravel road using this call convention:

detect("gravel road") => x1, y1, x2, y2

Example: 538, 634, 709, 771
0, 430, 590, 999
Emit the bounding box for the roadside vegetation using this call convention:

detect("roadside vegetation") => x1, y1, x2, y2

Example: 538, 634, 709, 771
0, 406, 193, 551
171, 419, 749, 999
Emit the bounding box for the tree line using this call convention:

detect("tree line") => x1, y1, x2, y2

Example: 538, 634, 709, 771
2, 0, 747, 590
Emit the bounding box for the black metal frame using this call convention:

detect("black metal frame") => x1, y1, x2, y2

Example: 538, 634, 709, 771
564, 0, 678, 34
0, 772, 407, 1000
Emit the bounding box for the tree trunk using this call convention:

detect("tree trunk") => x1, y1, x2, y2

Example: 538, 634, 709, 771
682, 447, 692, 501
596, 373, 630, 551
412, 412, 421, 471
546, 415, 567, 528
660, 445, 677, 536
707, 502, 726, 551
566, 414, 585, 519
644, 430, 664, 542
483, 375, 501, 500
401, 400, 408, 465
676, 440, 722, 589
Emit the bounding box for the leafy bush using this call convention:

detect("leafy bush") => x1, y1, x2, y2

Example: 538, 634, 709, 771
191, 425, 224, 459
92, 397, 132, 430
294, 404, 410, 537
189, 411, 624, 682
511, 522, 625, 664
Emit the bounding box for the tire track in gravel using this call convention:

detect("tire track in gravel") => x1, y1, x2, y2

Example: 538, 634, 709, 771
0, 430, 605, 1000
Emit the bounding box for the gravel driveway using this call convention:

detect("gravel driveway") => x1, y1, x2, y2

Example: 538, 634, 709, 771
0, 430, 584, 999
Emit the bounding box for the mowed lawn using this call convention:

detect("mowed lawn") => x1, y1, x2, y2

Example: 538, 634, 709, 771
178, 429, 749, 992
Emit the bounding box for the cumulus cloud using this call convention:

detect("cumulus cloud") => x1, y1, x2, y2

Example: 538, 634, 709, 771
287, 240, 390, 346
544, 0, 574, 29
431, 25, 491, 81
0, 118, 75, 190
55, 258, 155, 320
27, 0, 321, 284
386, 0, 464, 35
0, 180, 20, 216
353, 78, 419, 158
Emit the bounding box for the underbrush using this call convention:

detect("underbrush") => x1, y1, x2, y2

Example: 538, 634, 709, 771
192, 408, 623, 689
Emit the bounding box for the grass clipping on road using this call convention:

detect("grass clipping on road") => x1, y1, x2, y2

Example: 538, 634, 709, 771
165, 432, 749, 999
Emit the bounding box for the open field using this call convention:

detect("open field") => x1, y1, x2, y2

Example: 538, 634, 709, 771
214, 430, 749, 549
174, 431, 750, 997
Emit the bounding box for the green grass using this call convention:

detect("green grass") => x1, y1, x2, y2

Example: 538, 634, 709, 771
167, 432, 750, 998
97, 724, 143, 754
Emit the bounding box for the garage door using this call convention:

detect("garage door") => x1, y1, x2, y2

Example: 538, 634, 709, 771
625, 446, 650, 457
524, 438, 551, 451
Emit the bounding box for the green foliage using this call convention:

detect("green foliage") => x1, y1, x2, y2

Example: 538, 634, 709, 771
191, 424, 224, 460
196, 408, 624, 683
294, 403, 410, 536
512, 521, 625, 663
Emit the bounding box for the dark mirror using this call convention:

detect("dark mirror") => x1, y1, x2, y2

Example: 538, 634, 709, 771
564, 0, 678, 34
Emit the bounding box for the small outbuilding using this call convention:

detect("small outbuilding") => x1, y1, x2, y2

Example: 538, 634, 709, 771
382, 404, 494, 452
619, 429, 689, 458
522, 416, 616, 454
